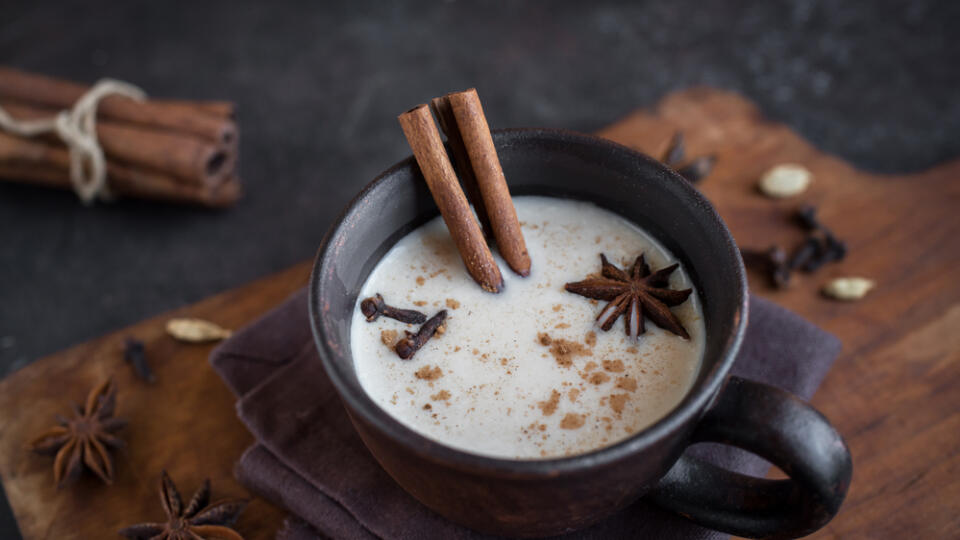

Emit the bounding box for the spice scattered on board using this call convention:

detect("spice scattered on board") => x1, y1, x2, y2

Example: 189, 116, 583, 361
119, 470, 248, 540
660, 131, 716, 184
758, 164, 812, 198
740, 246, 790, 288
676, 155, 717, 184
166, 318, 232, 343
28, 378, 126, 488
823, 277, 875, 301
740, 205, 848, 290
124, 337, 154, 383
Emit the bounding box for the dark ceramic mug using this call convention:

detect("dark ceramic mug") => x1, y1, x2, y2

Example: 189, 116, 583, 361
309, 129, 852, 538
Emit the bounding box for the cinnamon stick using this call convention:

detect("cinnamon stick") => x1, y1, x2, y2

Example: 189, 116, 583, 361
430, 95, 494, 239
0, 66, 235, 145
398, 104, 503, 293
153, 100, 236, 120
0, 132, 239, 207
1, 100, 232, 187
446, 89, 531, 277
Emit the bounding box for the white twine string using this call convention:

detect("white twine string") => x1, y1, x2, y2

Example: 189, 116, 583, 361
0, 79, 146, 204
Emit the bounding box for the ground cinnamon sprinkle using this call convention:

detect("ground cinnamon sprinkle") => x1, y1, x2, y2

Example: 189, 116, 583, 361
537, 389, 561, 416
602, 359, 625, 372
588, 372, 611, 385
626, 346, 638, 354
445, 298, 460, 309
560, 413, 585, 430
549, 339, 591, 368
609, 394, 629, 416
414, 365, 443, 381
568, 388, 580, 402
416, 276, 426, 286
537, 333, 592, 368
430, 390, 451, 401
380, 329, 398, 347
616, 376, 638, 392
585, 331, 597, 346
413, 300, 427, 306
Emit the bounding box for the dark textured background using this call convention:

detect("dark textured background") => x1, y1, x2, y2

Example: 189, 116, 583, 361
0, 1, 958, 537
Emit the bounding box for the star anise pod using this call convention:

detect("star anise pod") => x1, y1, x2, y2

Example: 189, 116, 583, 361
28, 378, 126, 488
119, 470, 248, 540
565, 253, 693, 339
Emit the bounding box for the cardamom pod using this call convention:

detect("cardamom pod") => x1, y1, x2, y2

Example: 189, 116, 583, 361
822, 277, 875, 301
165, 318, 232, 342
759, 164, 812, 198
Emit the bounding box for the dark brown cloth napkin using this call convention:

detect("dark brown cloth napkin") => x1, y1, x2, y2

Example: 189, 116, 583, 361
211, 289, 841, 540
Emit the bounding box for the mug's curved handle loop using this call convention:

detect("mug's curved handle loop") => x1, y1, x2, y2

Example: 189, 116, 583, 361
648, 376, 852, 539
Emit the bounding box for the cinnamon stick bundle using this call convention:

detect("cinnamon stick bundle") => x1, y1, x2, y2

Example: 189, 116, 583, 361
0, 66, 240, 207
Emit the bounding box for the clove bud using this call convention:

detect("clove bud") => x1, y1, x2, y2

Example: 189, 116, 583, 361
676, 155, 717, 184
124, 337, 154, 383
789, 236, 822, 272
361, 293, 427, 324
796, 205, 821, 231
800, 235, 848, 272
395, 310, 448, 360
658, 131, 716, 184
741, 246, 791, 289
661, 132, 686, 166
792, 206, 848, 271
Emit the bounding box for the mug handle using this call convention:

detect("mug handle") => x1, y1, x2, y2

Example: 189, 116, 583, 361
647, 376, 852, 539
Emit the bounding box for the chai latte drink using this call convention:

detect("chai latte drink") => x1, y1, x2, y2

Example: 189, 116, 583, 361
351, 196, 704, 459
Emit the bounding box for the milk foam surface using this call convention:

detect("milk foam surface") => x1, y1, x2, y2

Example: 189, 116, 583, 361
350, 196, 704, 459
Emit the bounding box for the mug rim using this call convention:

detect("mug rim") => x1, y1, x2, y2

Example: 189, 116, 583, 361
309, 127, 749, 478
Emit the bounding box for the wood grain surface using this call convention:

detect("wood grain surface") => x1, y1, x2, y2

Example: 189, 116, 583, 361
1, 88, 957, 539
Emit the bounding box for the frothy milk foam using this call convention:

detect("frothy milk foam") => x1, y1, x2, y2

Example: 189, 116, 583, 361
350, 196, 704, 459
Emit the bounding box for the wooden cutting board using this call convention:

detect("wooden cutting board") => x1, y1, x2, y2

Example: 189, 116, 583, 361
0, 88, 957, 539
